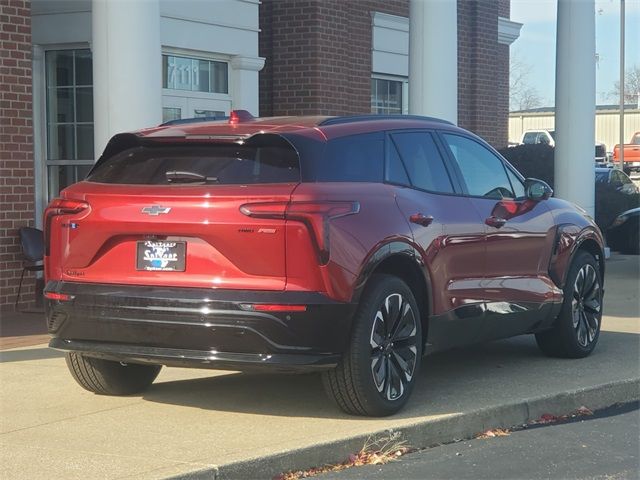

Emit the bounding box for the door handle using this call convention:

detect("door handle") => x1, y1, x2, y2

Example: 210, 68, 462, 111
409, 213, 434, 227
485, 216, 507, 228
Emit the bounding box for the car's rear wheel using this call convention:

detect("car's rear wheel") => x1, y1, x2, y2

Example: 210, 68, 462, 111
65, 352, 161, 395
322, 274, 422, 416
535, 251, 603, 358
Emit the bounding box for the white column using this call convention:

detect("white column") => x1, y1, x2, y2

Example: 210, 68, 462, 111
230, 56, 265, 116
92, 0, 162, 157
408, 0, 457, 124
554, 0, 596, 215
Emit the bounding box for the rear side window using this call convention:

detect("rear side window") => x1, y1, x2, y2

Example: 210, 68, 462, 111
312, 133, 384, 182
522, 132, 538, 144
390, 132, 454, 193
87, 136, 300, 185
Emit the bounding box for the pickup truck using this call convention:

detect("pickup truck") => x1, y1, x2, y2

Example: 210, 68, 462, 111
519, 130, 609, 164
613, 132, 640, 173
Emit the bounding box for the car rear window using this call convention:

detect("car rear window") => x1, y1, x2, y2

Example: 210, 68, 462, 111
87, 136, 300, 185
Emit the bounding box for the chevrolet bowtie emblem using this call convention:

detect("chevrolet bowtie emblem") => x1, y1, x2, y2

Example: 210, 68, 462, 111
141, 206, 171, 216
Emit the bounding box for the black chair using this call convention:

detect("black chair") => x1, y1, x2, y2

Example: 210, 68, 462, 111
15, 227, 44, 308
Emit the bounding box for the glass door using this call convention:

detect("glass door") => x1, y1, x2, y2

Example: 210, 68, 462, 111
45, 49, 94, 200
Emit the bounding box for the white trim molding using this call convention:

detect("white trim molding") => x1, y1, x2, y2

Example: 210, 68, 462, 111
371, 11, 409, 33
498, 17, 523, 45
231, 55, 265, 72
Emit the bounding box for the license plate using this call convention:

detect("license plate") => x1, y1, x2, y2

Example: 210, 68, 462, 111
136, 240, 186, 271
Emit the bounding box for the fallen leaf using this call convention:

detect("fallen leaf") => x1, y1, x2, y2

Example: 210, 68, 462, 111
475, 428, 511, 439
576, 406, 593, 416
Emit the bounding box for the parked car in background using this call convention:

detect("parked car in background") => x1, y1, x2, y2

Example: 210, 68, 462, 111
613, 132, 640, 173
607, 207, 639, 255
595, 167, 639, 195
519, 130, 608, 164
44, 113, 606, 416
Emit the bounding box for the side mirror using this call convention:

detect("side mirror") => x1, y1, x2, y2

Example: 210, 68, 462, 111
524, 178, 553, 201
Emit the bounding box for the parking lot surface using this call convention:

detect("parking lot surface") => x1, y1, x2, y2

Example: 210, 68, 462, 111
0, 255, 638, 479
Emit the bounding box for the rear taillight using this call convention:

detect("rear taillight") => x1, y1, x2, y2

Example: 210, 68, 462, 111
44, 198, 90, 256
240, 201, 360, 264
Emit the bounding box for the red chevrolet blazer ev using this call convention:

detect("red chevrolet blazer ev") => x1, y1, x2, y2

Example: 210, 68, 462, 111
44, 112, 605, 416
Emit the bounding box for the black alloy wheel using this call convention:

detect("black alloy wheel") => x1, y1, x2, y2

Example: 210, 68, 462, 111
322, 274, 422, 416
536, 251, 603, 358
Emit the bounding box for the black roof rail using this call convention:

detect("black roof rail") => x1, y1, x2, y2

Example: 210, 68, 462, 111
317, 114, 454, 127
161, 115, 229, 126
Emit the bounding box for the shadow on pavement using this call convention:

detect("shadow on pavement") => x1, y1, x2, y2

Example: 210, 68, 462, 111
0, 347, 64, 363
141, 331, 639, 419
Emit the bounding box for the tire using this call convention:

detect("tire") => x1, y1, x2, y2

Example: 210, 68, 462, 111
65, 352, 161, 395
535, 251, 603, 358
322, 274, 422, 416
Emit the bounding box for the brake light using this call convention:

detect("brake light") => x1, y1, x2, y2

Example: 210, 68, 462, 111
229, 109, 254, 124
44, 198, 90, 256
240, 201, 360, 264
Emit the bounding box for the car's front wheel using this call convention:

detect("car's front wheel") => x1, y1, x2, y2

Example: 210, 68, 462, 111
65, 352, 161, 395
535, 250, 603, 358
322, 274, 422, 416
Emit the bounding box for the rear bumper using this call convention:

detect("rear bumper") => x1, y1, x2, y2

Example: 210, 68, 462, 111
45, 281, 355, 371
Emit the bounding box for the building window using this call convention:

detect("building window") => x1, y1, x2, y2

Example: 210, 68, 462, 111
45, 49, 94, 199
162, 107, 182, 123
162, 55, 228, 94
371, 76, 407, 115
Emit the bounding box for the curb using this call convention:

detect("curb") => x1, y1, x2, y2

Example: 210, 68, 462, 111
169, 377, 639, 480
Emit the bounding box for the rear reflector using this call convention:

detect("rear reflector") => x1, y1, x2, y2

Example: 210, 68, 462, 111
44, 292, 74, 302
240, 303, 307, 312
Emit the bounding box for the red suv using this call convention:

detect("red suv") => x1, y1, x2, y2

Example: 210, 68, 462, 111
45, 113, 605, 416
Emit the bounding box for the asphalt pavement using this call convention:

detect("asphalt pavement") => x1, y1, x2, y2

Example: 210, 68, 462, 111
320, 402, 640, 480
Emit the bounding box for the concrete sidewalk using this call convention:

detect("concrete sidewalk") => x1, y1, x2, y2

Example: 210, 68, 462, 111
0, 255, 638, 480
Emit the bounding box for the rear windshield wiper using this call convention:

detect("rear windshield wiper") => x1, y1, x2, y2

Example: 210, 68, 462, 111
165, 170, 219, 184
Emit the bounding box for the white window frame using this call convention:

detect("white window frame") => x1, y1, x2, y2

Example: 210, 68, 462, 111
371, 73, 409, 115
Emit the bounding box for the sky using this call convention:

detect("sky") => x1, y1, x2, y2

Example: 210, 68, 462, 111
510, 0, 640, 107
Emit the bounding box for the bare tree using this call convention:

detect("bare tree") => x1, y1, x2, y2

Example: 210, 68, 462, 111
510, 51, 543, 111
609, 64, 640, 105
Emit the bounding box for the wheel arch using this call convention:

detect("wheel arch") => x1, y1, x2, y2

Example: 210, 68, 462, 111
351, 241, 432, 349
550, 224, 605, 289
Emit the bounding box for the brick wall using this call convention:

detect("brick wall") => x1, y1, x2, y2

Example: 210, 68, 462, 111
0, 0, 35, 312
260, 0, 509, 148
259, 0, 407, 116
457, 0, 507, 148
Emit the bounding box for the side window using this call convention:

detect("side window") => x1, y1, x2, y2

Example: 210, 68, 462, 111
442, 133, 515, 199
522, 132, 537, 144
390, 132, 454, 193
537, 133, 550, 145
610, 170, 620, 184
506, 168, 526, 198
385, 137, 410, 185
317, 133, 384, 182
